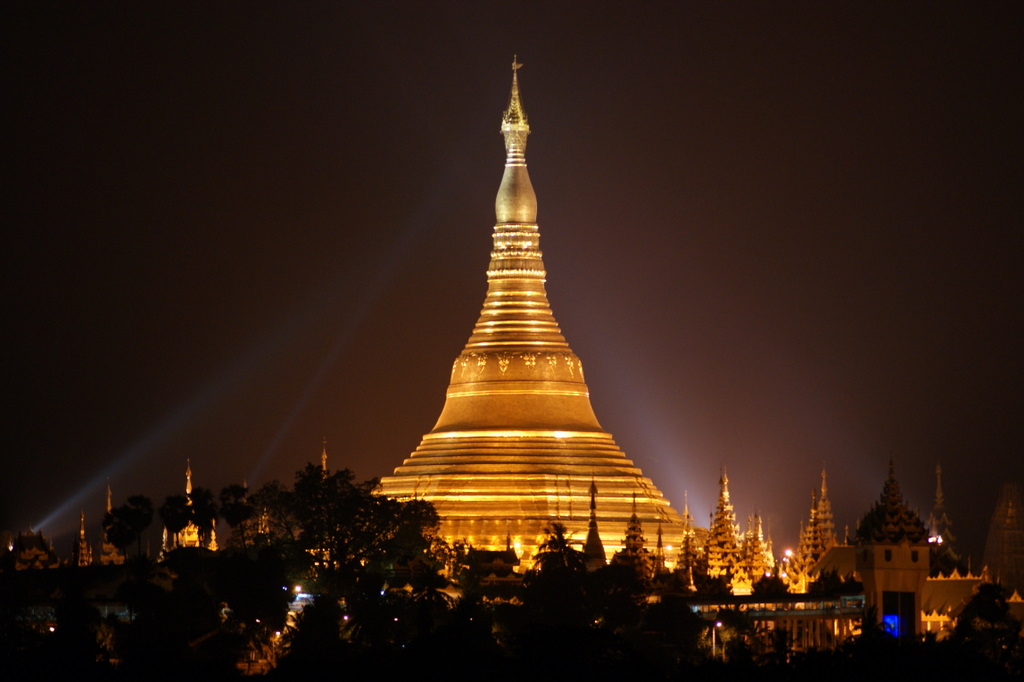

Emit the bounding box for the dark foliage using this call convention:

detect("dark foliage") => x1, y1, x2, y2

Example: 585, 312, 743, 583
103, 495, 153, 560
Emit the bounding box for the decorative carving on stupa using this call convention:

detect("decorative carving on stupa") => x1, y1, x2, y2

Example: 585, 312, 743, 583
376, 60, 685, 565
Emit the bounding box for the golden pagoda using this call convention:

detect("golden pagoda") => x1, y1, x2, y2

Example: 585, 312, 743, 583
377, 60, 684, 564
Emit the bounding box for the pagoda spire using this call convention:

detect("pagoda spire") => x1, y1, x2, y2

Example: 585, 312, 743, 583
654, 522, 666, 575
321, 437, 328, 472
432, 59, 591, 424
494, 55, 537, 226
72, 510, 93, 567
376, 60, 684, 566
707, 468, 741, 587
817, 467, 836, 552
929, 462, 963, 575
185, 459, 193, 497
856, 461, 927, 544
99, 484, 123, 566
584, 479, 606, 570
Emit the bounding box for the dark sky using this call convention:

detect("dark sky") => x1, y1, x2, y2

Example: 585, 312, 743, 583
5, 3, 1021, 564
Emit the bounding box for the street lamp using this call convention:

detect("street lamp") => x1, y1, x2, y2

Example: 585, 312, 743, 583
711, 620, 722, 659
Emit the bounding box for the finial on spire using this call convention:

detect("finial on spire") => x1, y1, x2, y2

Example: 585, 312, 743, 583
501, 56, 529, 140
321, 437, 328, 472
495, 56, 537, 223
185, 459, 193, 496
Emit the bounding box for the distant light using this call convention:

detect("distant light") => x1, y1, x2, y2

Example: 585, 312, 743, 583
294, 585, 302, 592
715, 621, 722, 628
49, 626, 56, 632
784, 549, 793, 557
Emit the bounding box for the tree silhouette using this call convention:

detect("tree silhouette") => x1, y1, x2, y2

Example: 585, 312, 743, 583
104, 495, 153, 560
533, 522, 586, 573
159, 495, 191, 538
289, 465, 443, 594
954, 582, 1022, 670
189, 486, 219, 544
220, 484, 254, 550
587, 562, 647, 632
521, 523, 589, 627
249, 479, 299, 551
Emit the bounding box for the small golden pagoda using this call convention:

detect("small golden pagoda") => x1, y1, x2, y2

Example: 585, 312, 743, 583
377, 60, 684, 564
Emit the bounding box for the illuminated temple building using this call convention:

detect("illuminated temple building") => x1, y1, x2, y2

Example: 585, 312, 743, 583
161, 460, 218, 555
377, 62, 685, 563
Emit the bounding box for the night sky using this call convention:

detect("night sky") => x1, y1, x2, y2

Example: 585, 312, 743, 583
5, 3, 1021, 564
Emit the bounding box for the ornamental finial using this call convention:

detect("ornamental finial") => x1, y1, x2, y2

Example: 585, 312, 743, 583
495, 57, 536, 222
502, 56, 529, 133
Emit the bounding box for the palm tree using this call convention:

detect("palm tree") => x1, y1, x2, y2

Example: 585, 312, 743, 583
534, 522, 586, 573
189, 486, 219, 546
102, 511, 135, 561
159, 494, 192, 539
523, 523, 590, 627
105, 495, 153, 560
